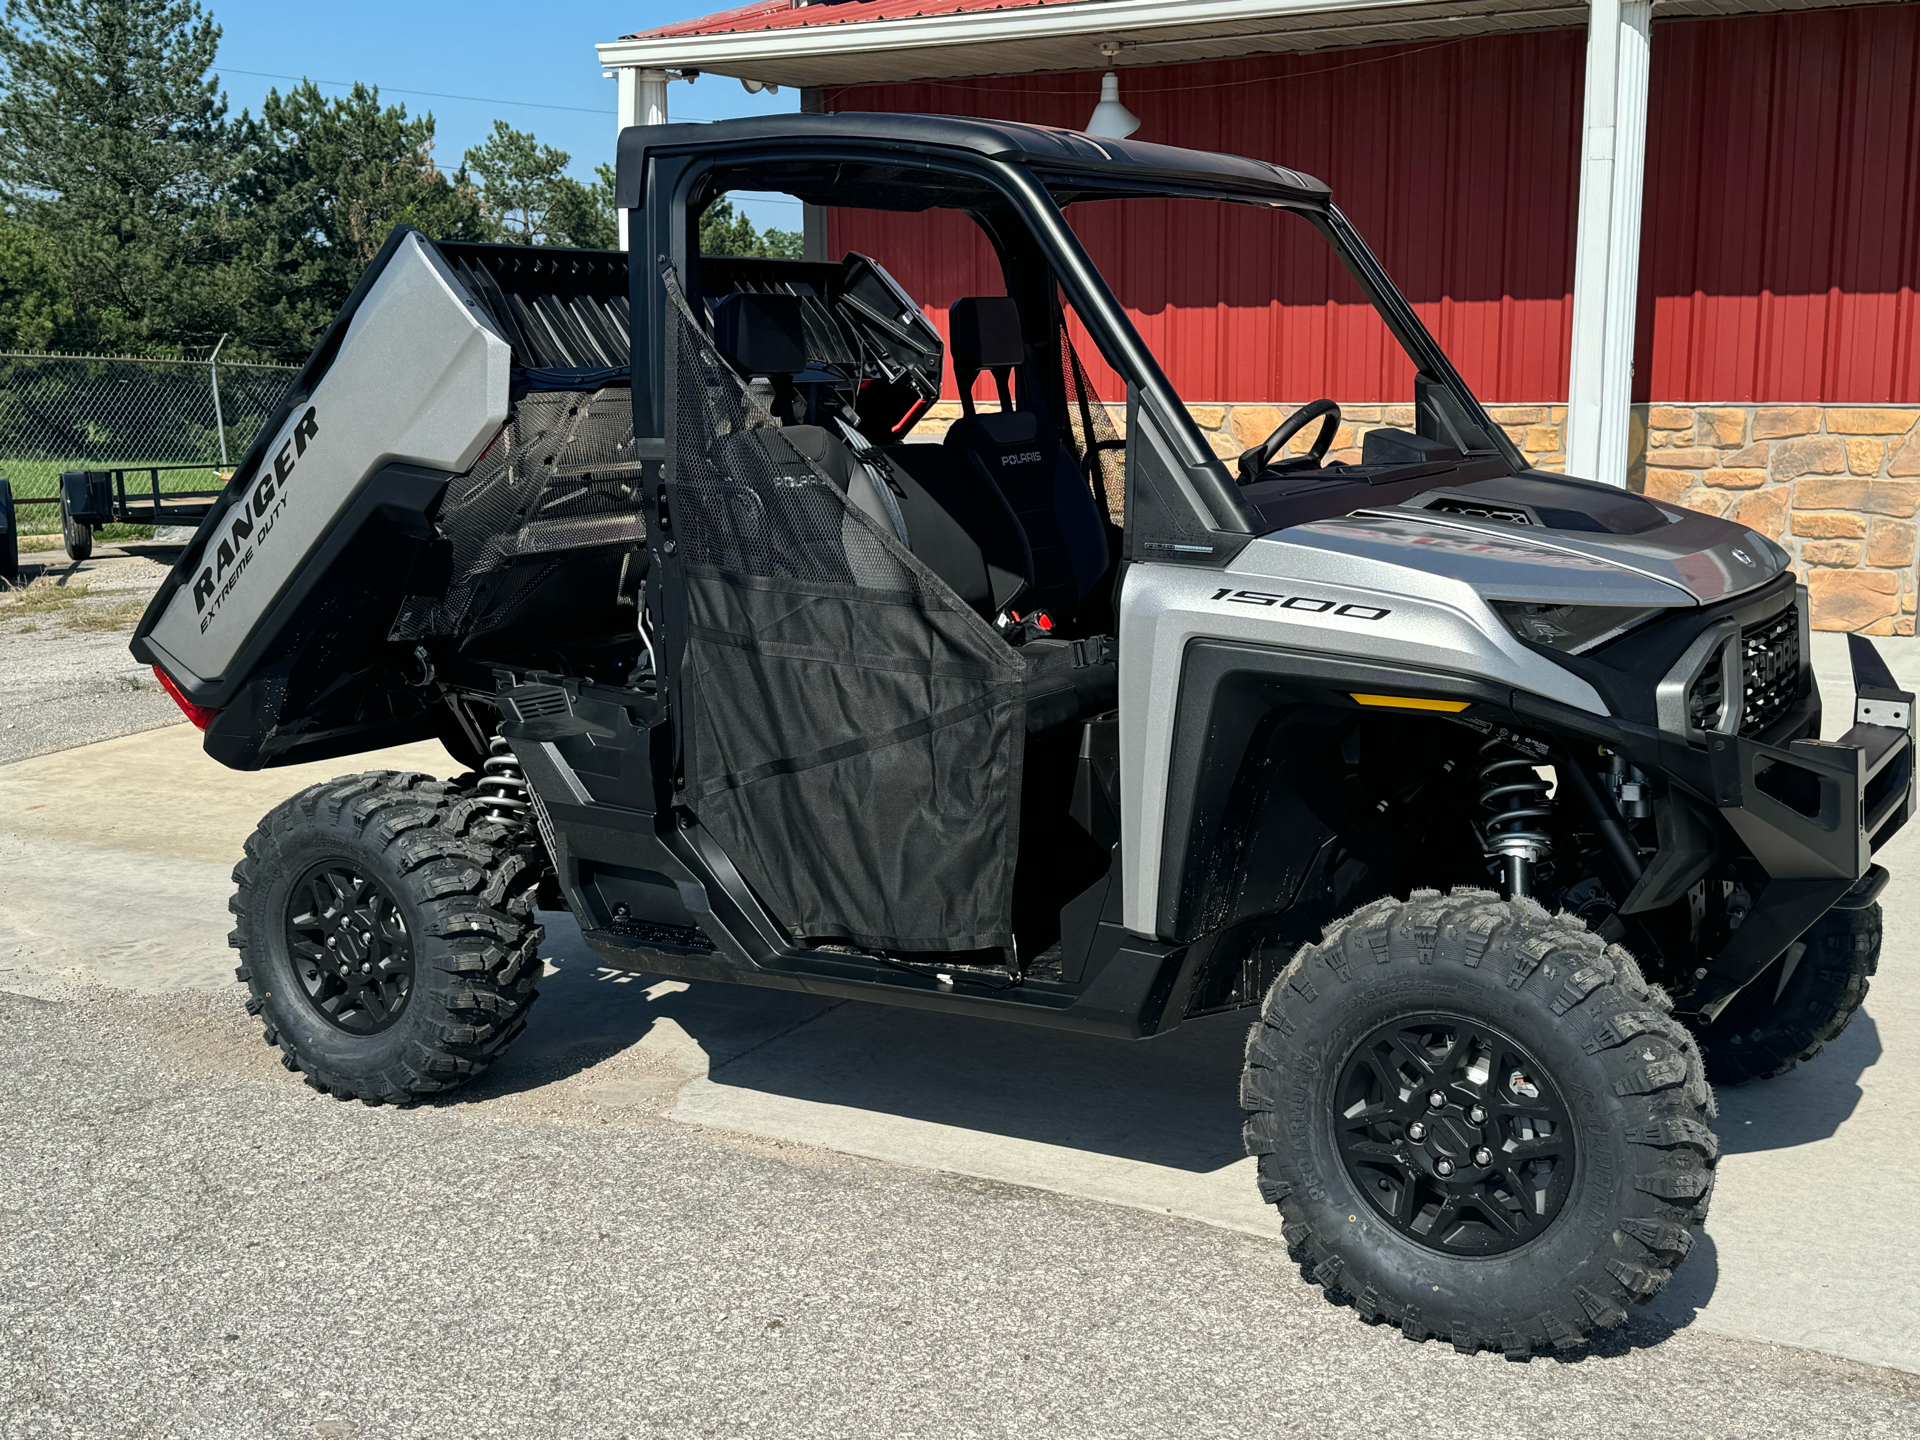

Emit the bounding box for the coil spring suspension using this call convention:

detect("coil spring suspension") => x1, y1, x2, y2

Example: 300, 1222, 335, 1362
1479, 735, 1553, 898
477, 735, 531, 821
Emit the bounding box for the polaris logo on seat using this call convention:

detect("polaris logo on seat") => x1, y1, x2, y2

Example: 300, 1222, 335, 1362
192, 406, 320, 624
1001, 451, 1043, 467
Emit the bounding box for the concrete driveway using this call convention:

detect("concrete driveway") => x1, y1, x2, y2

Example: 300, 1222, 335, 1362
0, 634, 1915, 1436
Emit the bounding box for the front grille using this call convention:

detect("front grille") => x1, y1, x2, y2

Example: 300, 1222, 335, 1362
1740, 608, 1800, 736
1687, 664, 1726, 732
1682, 603, 1801, 736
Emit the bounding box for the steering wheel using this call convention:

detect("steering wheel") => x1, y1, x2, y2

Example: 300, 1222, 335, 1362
1236, 399, 1342, 485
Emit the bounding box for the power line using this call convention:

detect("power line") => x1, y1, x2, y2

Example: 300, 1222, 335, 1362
219, 67, 611, 115
219, 66, 795, 128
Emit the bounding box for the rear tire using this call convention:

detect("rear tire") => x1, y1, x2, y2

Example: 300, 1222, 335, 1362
1694, 903, 1881, 1086
1242, 887, 1717, 1357
229, 771, 544, 1105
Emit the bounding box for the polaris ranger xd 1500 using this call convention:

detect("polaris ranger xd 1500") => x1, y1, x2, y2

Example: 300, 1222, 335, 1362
133, 115, 1914, 1357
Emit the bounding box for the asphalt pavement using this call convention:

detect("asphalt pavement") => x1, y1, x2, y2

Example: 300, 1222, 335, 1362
0, 629, 1916, 1437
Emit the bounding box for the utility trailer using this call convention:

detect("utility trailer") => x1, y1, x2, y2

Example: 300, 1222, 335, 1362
51, 464, 230, 561
134, 115, 1913, 1358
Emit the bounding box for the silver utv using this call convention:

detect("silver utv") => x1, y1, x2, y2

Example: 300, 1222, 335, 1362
135, 115, 1912, 1357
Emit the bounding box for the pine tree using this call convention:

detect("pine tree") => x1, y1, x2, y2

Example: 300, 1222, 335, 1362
0, 0, 247, 354
239, 82, 487, 359
464, 121, 614, 249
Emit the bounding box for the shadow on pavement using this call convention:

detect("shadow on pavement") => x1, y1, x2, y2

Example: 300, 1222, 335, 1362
1711, 1012, 1877, 1155
469, 908, 1878, 1178
468, 913, 1250, 1175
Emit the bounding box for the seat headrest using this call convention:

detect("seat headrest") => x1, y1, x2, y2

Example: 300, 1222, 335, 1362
949, 297, 1024, 372
715, 291, 805, 377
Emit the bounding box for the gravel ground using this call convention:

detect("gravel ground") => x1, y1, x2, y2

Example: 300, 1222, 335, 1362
1, 981, 1914, 1441
0, 541, 185, 764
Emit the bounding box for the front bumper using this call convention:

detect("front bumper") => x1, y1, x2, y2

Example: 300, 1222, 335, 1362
1682, 632, 1912, 1021
1708, 633, 1914, 881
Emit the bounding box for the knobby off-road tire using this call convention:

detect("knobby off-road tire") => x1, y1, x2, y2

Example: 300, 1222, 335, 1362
1242, 887, 1717, 1358
230, 771, 545, 1105
1694, 902, 1881, 1086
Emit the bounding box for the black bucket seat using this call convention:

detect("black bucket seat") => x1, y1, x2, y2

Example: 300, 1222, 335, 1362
940, 297, 1111, 626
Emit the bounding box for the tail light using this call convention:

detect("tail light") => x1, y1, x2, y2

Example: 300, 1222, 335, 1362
152, 666, 217, 730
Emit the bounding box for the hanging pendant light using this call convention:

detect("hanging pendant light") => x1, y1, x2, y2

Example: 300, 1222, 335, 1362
1085, 72, 1140, 139
1085, 43, 1139, 139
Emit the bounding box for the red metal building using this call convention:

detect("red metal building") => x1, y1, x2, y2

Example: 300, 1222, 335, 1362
599, 0, 1918, 631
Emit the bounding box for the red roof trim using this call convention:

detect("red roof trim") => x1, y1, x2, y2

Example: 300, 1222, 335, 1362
624, 0, 1081, 43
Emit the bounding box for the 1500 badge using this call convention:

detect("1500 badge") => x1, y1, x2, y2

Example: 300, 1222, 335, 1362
1210, 587, 1391, 620
192, 406, 320, 627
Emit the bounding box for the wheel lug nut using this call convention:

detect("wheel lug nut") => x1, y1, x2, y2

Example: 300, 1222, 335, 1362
1473, 1147, 1492, 1165
1469, 1105, 1487, 1124
1407, 1122, 1427, 1141
1435, 1158, 1455, 1177
1428, 1091, 1446, 1110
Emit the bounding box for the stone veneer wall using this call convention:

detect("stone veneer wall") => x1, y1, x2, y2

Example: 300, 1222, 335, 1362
912, 399, 1918, 634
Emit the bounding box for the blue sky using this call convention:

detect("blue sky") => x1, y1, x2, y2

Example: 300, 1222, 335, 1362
207, 0, 803, 229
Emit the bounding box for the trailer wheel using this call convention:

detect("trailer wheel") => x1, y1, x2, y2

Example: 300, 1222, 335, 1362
1693, 902, 1881, 1086
230, 771, 544, 1105
59, 491, 91, 562
1242, 888, 1717, 1358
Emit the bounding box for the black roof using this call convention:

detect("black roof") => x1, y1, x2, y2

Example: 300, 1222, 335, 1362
613, 111, 1331, 209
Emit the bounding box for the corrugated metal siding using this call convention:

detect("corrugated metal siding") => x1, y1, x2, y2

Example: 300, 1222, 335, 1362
1636, 6, 1918, 403
825, 7, 1916, 404
828, 32, 1584, 403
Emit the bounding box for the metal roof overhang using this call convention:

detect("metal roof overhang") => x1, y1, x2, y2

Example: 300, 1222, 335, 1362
595, 0, 1888, 88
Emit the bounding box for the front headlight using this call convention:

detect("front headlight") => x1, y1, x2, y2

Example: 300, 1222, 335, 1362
1490, 600, 1665, 654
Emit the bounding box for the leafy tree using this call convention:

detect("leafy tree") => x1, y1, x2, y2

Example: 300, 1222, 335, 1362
700, 197, 801, 259
0, 0, 249, 354
238, 81, 486, 359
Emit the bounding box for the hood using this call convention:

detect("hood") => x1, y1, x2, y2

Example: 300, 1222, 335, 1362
1355, 471, 1791, 604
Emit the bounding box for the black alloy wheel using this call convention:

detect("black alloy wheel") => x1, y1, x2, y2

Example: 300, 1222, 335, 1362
233, 772, 546, 1105
1243, 888, 1717, 1356
1335, 1014, 1576, 1256
285, 861, 416, 1035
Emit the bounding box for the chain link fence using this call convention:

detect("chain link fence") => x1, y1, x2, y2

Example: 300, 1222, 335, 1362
0, 353, 296, 532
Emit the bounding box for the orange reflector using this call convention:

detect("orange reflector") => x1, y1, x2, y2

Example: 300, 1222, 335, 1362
1349, 693, 1471, 713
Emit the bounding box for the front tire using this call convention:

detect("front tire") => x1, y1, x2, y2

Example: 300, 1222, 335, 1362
1242, 888, 1717, 1357
230, 771, 544, 1105
1694, 902, 1881, 1085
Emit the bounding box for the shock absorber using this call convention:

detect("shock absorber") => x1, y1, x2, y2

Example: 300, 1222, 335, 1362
1479, 735, 1553, 899
477, 734, 531, 821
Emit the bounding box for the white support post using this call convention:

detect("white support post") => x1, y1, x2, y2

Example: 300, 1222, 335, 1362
1565, 0, 1652, 486
612, 67, 671, 251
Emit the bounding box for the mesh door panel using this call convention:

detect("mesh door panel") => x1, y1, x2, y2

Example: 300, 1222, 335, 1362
665, 268, 1026, 952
